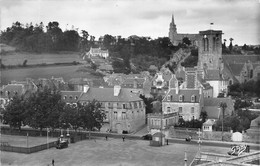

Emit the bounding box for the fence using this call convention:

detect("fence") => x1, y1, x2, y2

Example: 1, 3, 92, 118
0, 141, 56, 154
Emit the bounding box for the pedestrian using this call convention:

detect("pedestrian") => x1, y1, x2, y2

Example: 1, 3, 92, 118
52, 159, 54, 166
166, 139, 169, 145
105, 135, 108, 141
122, 136, 125, 142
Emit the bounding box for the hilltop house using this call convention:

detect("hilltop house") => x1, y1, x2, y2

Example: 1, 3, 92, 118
84, 47, 109, 59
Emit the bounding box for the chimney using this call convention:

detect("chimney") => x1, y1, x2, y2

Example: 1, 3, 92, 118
175, 81, 179, 94
114, 85, 121, 96
199, 86, 203, 95
83, 85, 89, 93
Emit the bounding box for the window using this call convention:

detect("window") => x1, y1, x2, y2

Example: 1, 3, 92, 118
123, 104, 126, 109
75, 96, 78, 100
122, 112, 126, 120
179, 107, 182, 113
64, 95, 67, 100
114, 112, 118, 120
69, 95, 73, 100
179, 95, 184, 102
191, 107, 194, 114
191, 95, 196, 102
167, 107, 171, 113
167, 95, 171, 101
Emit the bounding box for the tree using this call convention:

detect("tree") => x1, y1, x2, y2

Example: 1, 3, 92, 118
3, 95, 27, 131
25, 87, 64, 135
229, 38, 233, 51
182, 37, 191, 46
139, 94, 155, 114
59, 104, 81, 131
200, 111, 208, 123
78, 100, 106, 131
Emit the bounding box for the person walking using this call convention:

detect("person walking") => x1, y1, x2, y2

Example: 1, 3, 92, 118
105, 135, 108, 141
52, 159, 54, 166
122, 136, 125, 142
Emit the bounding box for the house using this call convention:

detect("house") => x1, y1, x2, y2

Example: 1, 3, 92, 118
151, 69, 174, 97
61, 91, 83, 106
203, 97, 234, 120
65, 85, 146, 134
0, 79, 37, 109
202, 119, 215, 132
227, 60, 260, 83
162, 87, 203, 121
84, 47, 109, 59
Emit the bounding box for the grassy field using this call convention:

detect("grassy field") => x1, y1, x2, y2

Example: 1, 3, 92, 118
1, 137, 232, 166
0, 65, 103, 86
1, 52, 84, 66
1, 134, 57, 147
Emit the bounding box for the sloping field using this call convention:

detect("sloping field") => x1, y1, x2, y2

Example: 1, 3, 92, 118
0, 65, 102, 86
0, 44, 16, 53
1, 52, 84, 66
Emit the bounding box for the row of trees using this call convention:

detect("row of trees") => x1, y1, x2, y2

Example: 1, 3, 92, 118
2, 87, 105, 135
0, 21, 97, 52
229, 80, 260, 98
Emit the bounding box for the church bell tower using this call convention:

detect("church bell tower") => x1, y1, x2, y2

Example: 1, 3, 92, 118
197, 30, 223, 71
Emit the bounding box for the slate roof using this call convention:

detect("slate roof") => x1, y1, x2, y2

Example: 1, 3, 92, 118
0, 84, 25, 98
204, 106, 221, 119
79, 87, 142, 102
203, 119, 215, 126
228, 64, 244, 76
163, 89, 200, 103
61, 91, 83, 103
204, 97, 234, 116
223, 55, 260, 64
204, 70, 221, 80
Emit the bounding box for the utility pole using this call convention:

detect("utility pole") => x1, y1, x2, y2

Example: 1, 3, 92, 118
184, 151, 187, 166
197, 128, 202, 157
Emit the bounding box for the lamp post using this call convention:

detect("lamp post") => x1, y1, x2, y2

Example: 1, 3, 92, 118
197, 128, 202, 157
47, 128, 49, 150
26, 132, 29, 148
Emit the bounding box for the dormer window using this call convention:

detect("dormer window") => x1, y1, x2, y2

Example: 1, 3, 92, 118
167, 95, 171, 101
179, 95, 184, 102
69, 95, 73, 100
75, 96, 78, 100
64, 95, 67, 100
191, 95, 196, 102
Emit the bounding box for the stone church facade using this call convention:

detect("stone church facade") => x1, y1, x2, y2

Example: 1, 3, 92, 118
168, 15, 199, 46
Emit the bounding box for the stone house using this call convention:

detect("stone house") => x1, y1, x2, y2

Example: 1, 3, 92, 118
84, 47, 109, 59
162, 86, 204, 121
73, 85, 146, 134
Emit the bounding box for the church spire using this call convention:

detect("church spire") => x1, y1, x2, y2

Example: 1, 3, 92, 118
172, 14, 175, 25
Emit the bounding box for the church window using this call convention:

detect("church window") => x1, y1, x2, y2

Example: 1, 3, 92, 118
213, 37, 216, 51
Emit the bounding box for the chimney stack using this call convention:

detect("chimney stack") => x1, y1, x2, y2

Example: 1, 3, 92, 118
83, 85, 89, 93
114, 85, 121, 96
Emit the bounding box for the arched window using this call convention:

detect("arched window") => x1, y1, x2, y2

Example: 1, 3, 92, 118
213, 37, 216, 51
206, 38, 209, 51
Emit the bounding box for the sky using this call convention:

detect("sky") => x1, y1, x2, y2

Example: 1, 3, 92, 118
0, 0, 259, 45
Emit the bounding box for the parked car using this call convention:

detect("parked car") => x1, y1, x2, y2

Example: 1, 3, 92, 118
142, 134, 152, 140
56, 140, 68, 149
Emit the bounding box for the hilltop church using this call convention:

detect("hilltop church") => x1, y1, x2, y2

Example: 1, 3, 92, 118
169, 14, 199, 46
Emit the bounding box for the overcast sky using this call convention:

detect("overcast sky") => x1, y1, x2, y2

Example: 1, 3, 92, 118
1, 0, 259, 45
